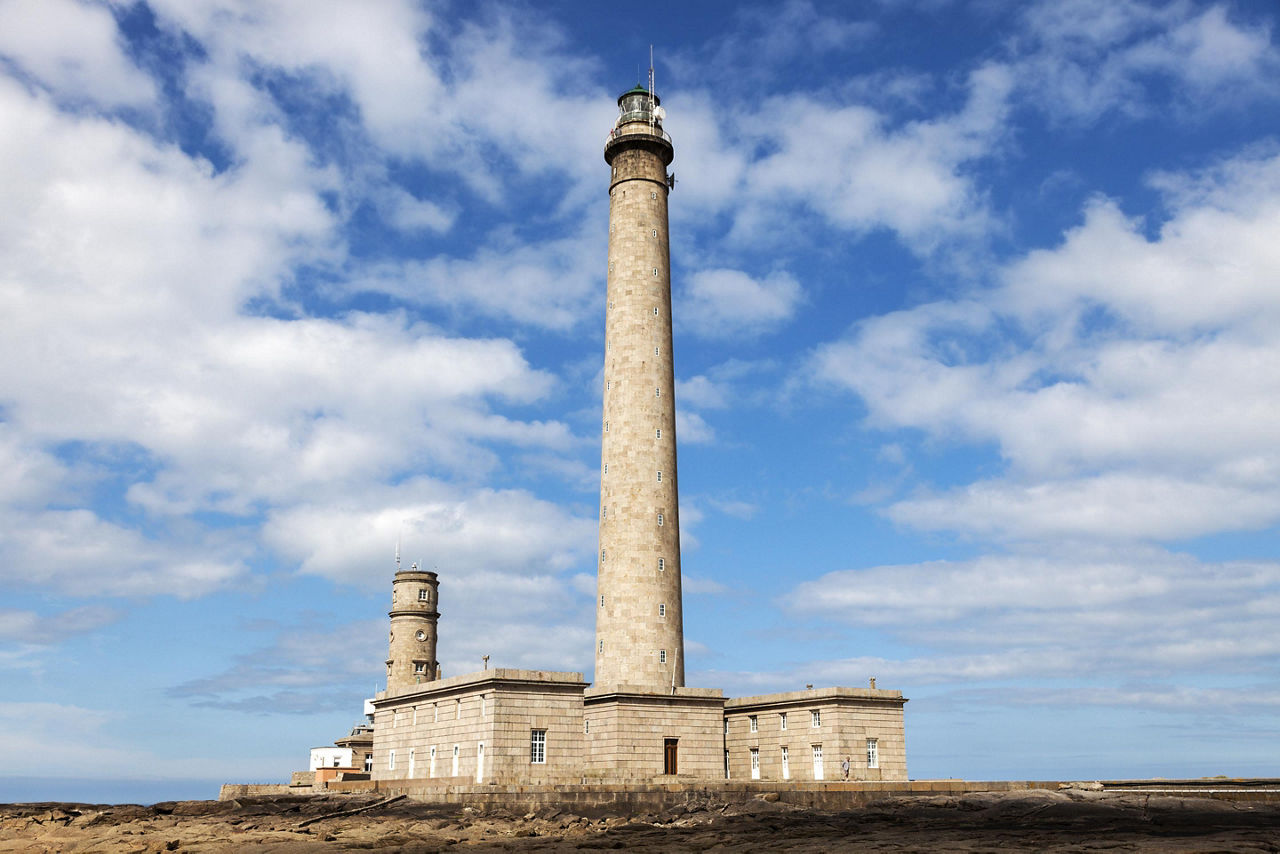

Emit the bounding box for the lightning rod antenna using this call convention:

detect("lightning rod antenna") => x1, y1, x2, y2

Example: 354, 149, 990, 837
648, 45, 655, 127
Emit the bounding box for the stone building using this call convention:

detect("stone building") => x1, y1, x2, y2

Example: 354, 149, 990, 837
327, 78, 908, 787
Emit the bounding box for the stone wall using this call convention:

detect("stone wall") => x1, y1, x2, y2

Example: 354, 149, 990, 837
371, 668, 588, 785
725, 687, 907, 783
583, 688, 724, 780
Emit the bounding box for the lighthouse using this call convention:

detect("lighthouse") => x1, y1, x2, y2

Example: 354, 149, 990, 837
594, 80, 685, 693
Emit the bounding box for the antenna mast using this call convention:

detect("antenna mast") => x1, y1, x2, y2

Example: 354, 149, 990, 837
648, 45, 655, 128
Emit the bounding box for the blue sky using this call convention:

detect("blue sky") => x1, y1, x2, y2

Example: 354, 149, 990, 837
2, 0, 1279, 802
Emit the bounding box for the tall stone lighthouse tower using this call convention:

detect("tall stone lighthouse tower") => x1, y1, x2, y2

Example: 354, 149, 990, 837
385, 559, 440, 696
584, 77, 724, 781
595, 82, 683, 693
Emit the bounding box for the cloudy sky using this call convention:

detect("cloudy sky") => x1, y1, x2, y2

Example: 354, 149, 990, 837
2, 0, 1279, 801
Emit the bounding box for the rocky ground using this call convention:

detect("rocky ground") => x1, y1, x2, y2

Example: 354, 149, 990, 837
1, 789, 1277, 852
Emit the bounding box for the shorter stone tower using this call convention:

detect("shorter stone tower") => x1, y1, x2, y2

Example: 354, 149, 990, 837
385, 561, 440, 696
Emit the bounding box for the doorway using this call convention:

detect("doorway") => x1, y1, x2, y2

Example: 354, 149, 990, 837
663, 738, 678, 775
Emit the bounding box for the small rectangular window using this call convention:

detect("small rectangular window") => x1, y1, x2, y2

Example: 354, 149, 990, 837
656, 388, 660, 397
389, 750, 396, 770
418, 589, 428, 601
414, 662, 425, 674
780, 712, 787, 731
599, 640, 604, 653
749, 715, 758, 733
658, 558, 665, 572
656, 428, 661, 438
655, 347, 659, 356
659, 649, 667, 663
456, 699, 461, 720
653, 307, 659, 315
601, 549, 606, 561
750, 747, 760, 779
658, 603, 666, 617
531, 730, 546, 764
657, 513, 663, 526
656, 471, 661, 482
811, 709, 821, 728
600, 595, 605, 607
867, 738, 879, 769
585, 719, 590, 734
604, 421, 609, 432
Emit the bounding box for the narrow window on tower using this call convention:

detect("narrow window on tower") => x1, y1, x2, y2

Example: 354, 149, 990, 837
655, 388, 660, 397
600, 549, 605, 562
657, 513, 664, 526
653, 307, 659, 315
655, 347, 659, 356
659, 604, 666, 617
658, 558, 665, 572
600, 595, 605, 607
604, 421, 609, 432
659, 650, 667, 663
656, 428, 661, 438
651, 229, 657, 238
604, 463, 608, 474
656, 471, 661, 482
599, 640, 604, 653
607, 380, 611, 389
652, 268, 658, 277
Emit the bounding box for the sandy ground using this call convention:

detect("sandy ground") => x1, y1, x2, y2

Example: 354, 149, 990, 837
2, 789, 1278, 852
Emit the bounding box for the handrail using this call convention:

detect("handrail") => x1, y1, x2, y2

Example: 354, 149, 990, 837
605, 126, 672, 148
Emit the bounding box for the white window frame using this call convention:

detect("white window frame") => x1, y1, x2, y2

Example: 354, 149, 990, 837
811, 709, 821, 728
657, 513, 663, 526
781, 746, 790, 779
418, 588, 428, 601
750, 748, 760, 780
867, 738, 879, 769
659, 649, 667, 663
749, 715, 758, 733
780, 712, 787, 731
531, 729, 547, 764
812, 744, 824, 780
658, 558, 665, 572
658, 603, 666, 617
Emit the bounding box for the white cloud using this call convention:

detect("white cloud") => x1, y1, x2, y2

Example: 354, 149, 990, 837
676, 375, 731, 410
262, 479, 596, 587
782, 549, 1280, 684
1015, 0, 1279, 122
0, 0, 157, 107
678, 268, 803, 339
0, 701, 293, 779
350, 227, 605, 331
676, 410, 716, 445
812, 148, 1280, 542
0, 605, 121, 644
